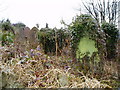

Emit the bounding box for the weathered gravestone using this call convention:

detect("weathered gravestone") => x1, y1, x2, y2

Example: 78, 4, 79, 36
15, 27, 30, 52
14, 27, 38, 52
29, 27, 38, 48
23, 27, 30, 40
15, 27, 30, 43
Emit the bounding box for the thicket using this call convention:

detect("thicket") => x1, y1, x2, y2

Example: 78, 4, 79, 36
0, 19, 27, 46
38, 27, 69, 55
102, 22, 119, 59
0, 19, 15, 46
62, 14, 120, 79
68, 14, 98, 60
0, 14, 119, 88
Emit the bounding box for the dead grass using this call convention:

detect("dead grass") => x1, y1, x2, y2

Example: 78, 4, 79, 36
0, 45, 112, 88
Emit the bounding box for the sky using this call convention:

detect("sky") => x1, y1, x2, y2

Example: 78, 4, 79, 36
0, 0, 86, 29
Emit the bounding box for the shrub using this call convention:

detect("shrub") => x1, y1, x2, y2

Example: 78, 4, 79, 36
68, 14, 98, 59
38, 28, 68, 54
1, 31, 14, 46
102, 22, 119, 59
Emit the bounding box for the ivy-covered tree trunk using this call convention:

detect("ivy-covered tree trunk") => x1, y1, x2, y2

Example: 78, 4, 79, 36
102, 22, 119, 60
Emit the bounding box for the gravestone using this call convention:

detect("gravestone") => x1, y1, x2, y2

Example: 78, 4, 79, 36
15, 27, 30, 52
14, 28, 24, 45
29, 27, 38, 48
14, 28, 25, 53
17, 27, 30, 43
14, 27, 39, 51
23, 27, 30, 40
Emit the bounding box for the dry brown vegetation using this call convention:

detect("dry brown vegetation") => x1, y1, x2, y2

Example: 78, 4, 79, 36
0, 44, 115, 88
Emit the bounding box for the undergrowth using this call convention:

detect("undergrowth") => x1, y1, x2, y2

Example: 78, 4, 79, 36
0, 45, 117, 88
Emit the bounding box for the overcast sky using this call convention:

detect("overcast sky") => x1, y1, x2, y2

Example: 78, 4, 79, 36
0, 0, 86, 29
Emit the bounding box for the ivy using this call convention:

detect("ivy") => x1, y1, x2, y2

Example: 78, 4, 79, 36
38, 28, 69, 54
68, 14, 98, 59
1, 31, 14, 46
102, 22, 119, 59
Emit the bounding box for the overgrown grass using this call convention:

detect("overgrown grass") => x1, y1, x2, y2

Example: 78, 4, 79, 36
0, 45, 118, 88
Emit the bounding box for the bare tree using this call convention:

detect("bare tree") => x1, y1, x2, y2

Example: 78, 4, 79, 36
82, 0, 118, 25
118, 1, 120, 30
81, 0, 119, 61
